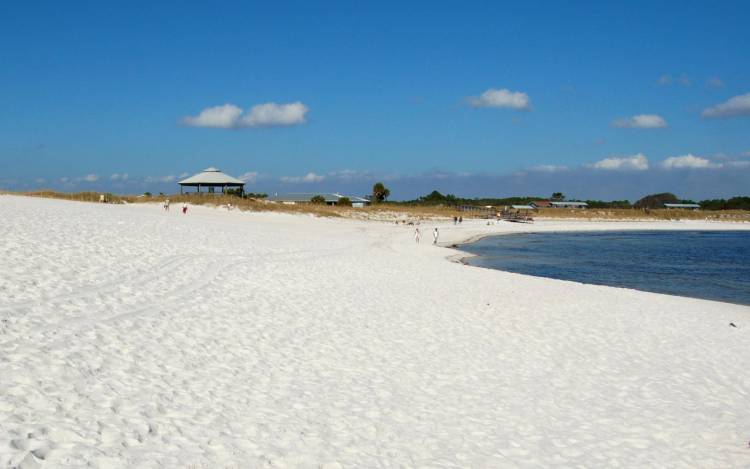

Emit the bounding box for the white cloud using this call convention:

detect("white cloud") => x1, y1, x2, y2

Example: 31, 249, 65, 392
529, 165, 569, 173
279, 172, 325, 183
702, 93, 750, 118
145, 175, 177, 183
182, 104, 243, 128
238, 171, 260, 183
59, 177, 69, 183
182, 102, 309, 128
327, 169, 373, 181
110, 173, 129, 181
467, 88, 531, 110
712, 152, 730, 161
34, 178, 46, 184
707, 77, 725, 88
179, 172, 190, 178
591, 153, 649, 171
661, 154, 721, 169
658, 74, 690, 86
82, 174, 99, 182
243, 102, 309, 127
331, 169, 359, 179
612, 114, 667, 129
429, 171, 471, 179
726, 160, 750, 168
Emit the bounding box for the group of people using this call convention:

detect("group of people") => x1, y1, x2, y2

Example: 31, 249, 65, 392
414, 227, 439, 244
163, 199, 189, 214
413, 215, 463, 244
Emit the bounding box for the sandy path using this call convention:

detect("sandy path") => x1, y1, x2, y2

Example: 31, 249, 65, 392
1, 195, 749, 468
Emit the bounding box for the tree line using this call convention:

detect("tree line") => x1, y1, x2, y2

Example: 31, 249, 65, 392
220, 185, 750, 210
392, 190, 750, 210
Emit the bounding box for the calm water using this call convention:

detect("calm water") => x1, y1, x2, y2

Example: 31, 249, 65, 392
461, 231, 750, 306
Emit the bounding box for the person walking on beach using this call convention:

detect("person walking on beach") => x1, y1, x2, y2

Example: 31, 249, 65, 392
164, 199, 170, 211
414, 228, 421, 244
182, 202, 188, 214
458, 216, 463, 224
433, 227, 439, 244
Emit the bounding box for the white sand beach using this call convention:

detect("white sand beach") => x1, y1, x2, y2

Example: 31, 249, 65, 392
2, 194, 750, 468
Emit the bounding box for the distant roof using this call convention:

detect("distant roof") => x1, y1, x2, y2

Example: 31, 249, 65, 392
664, 203, 700, 208
550, 201, 588, 206
268, 193, 370, 203
178, 167, 245, 186
511, 205, 536, 209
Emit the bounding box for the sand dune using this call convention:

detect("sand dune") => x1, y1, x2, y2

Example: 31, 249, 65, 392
1, 195, 749, 468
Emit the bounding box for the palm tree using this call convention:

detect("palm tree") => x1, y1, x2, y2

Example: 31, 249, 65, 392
372, 182, 391, 203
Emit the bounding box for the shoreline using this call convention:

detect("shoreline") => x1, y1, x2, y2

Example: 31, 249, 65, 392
441, 218, 750, 264
450, 228, 750, 307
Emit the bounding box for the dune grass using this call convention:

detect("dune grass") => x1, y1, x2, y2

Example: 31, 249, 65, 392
1, 191, 468, 220
4, 190, 133, 204
153, 194, 469, 220
4, 190, 749, 222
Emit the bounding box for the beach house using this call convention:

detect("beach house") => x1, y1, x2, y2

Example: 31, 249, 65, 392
549, 201, 588, 209
530, 200, 552, 208
664, 203, 701, 210
268, 193, 371, 207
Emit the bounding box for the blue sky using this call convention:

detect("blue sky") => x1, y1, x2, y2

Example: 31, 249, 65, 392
1, 0, 749, 200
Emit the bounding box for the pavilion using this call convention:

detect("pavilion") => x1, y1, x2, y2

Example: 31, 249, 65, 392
178, 167, 245, 195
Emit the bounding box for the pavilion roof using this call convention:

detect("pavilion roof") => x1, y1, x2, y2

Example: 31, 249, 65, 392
178, 167, 245, 186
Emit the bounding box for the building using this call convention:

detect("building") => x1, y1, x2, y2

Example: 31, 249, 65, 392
178, 167, 245, 195
501, 205, 535, 222
268, 193, 371, 207
549, 201, 588, 209
531, 200, 552, 208
457, 205, 494, 215
664, 203, 700, 210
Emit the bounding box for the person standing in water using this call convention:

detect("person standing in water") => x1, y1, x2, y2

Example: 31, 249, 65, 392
433, 227, 439, 244
414, 228, 421, 244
